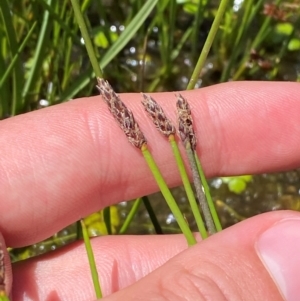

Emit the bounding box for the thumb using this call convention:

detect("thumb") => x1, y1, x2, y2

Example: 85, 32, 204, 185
103, 210, 299, 301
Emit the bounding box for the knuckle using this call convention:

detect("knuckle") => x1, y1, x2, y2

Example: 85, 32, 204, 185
156, 262, 237, 301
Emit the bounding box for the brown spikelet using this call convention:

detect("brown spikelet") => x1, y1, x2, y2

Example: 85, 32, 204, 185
141, 93, 175, 137
96, 78, 147, 149
0, 249, 5, 292
176, 93, 197, 150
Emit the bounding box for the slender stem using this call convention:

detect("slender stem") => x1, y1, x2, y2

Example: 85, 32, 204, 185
232, 0, 282, 80
169, 135, 207, 239
142, 196, 163, 234
186, 0, 230, 90
76, 220, 82, 240
166, 0, 176, 76
194, 153, 222, 232
141, 144, 196, 246
185, 142, 216, 234
0, 292, 10, 301
119, 198, 142, 234
103, 207, 112, 235
69, 0, 103, 78
216, 200, 246, 222
22, 0, 53, 103
0, 0, 23, 114
81, 219, 102, 299
220, 0, 255, 82
191, 0, 204, 64
0, 22, 37, 98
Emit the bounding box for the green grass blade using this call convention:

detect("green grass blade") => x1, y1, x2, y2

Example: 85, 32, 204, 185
191, 0, 205, 63
0, 22, 37, 93
76, 220, 82, 240
220, 0, 255, 82
187, 0, 230, 89
103, 207, 112, 235
62, 0, 158, 100
171, 26, 193, 61
70, 0, 103, 78
61, 67, 93, 101
167, 0, 176, 62
100, 0, 158, 71
119, 198, 142, 234
22, 0, 53, 104
142, 196, 163, 234
0, 0, 23, 114
141, 145, 196, 246
232, 0, 282, 80
0, 36, 9, 117
251, 0, 283, 50
81, 219, 102, 299
35, 0, 81, 44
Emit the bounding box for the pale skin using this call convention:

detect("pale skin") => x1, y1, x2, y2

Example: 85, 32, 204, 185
1, 81, 300, 300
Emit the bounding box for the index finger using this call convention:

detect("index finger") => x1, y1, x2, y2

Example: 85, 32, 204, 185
1, 81, 299, 246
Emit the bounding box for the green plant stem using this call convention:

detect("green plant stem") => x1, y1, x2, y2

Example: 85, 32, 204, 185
232, 0, 282, 80
0, 293, 10, 301
191, 0, 204, 64
216, 200, 246, 221
185, 142, 216, 234
165, 0, 176, 76
69, 0, 103, 78
81, 219, 102, 299
22, 0, 53, 104
194, 153, 222, 232
0, 21, 37, 94
103, 207, 112, 235
142, 196, 163, 234
37, 0, 81, 43
171, 26, 193, 61
141, 144, 196, 246
187, 0, 230, 90
76, 220, 82, 240
100, 0, 158, 72
119, 198, 142, 234
169, 135, 207, 239
62, 0, 158, 100
220, 0, 256, 82
0, 0, 23, 114
251, 0, 283, 49
269, 23, 298, 80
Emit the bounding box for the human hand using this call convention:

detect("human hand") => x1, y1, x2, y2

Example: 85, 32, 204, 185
1, 81, 300, 300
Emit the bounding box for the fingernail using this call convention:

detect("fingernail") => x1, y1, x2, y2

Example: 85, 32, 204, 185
257, 219, 300, 301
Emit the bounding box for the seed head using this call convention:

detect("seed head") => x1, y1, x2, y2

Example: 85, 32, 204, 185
176, 93, 197, 150
141, 93, 175, 137
96, 78, 147, 149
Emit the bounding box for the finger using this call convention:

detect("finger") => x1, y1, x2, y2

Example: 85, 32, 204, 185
12, 210, 300, 301
1, 81, 300, 246
12, 234, 190, 300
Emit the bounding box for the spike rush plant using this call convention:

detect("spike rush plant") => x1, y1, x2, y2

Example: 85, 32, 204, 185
96, 78, 197, 246
141, 93, 208, 239
97, 77, 221, 242
0, 248, 9, 301
176, 94, 221, 234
